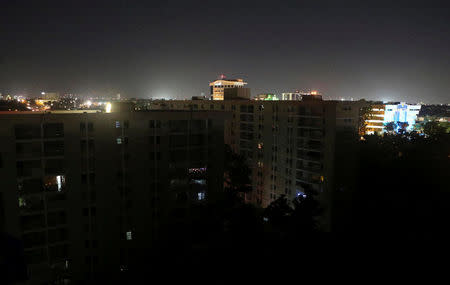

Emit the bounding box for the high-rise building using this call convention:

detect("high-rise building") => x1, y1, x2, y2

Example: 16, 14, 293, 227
334, 100, 369, 135
0, 109, 226, 283
146, 98, 337, 230
209, 76, 247, 100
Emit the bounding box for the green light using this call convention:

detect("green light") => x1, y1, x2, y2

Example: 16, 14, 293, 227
264, 94, 279, 101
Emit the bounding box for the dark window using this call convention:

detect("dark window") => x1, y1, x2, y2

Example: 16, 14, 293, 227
149, 120, 161, 128
149, 136, 161, 145
80, 123, 86, 136
44, 123, 64, 138
169, 135, 187, 147
15, 125, 41, 139
44, 141, 64, 156
169, 120, 188, 132
149, 152, 161, 160
191, 120, 206, 131
88, 122, 94, 132
44, 159, 64, 175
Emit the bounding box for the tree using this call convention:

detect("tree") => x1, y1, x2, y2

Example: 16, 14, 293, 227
335, 131, 450, 243
290, 187, 323, 236
264, 188, 323, 242
397, 122, 409, 134
423, 121, 448, 137
264, 195, 293, 229
384, 121, 397, 133
358, 105, 373, 136
224, 145, 252, 194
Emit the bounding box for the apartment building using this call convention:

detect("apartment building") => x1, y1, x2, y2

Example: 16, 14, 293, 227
145, 99, 337, 229
0, 109, 226, 283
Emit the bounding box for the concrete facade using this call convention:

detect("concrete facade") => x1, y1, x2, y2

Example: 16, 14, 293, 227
0, 110, 226, 283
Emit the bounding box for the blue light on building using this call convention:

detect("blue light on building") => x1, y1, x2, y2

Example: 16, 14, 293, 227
384, 103, 421, 132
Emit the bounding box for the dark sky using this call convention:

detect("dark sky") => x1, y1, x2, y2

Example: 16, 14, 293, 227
1, 0, 450, 103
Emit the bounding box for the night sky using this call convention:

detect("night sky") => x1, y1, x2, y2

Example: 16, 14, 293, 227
1, 0, 450, 103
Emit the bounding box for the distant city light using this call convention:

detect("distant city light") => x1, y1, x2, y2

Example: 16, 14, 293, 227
106, 102, 112, 113
85, 100, 92, 107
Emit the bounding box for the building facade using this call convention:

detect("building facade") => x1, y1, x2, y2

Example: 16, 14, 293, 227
209, 78, 247, 100
0, 110, 226, 283
145, 99, 337, 230
282, 91, 322, 101
364, 104, 386, 135
384, 103, 421, 132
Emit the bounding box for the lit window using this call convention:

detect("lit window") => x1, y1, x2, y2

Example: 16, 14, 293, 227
18, 197, 27, 207
56, 175, 65, 191
197, 192, 206, 201
191, 179, 206, 185
188, 167, 207, 174
126, 231, 132, 240
117, 138, 122, 144
115, 121, 121, 128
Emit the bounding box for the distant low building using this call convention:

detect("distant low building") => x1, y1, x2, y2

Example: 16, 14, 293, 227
282, 91, 322, 101
384, 103, 421, 132
416, 104, 450, 123
224, 88, 251, 100
255, 94, 279, 100
41, 92, 60, 101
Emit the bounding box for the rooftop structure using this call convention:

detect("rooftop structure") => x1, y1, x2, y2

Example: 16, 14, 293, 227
209, 76, 247, 100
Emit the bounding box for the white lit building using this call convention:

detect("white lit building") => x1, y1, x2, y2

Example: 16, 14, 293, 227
384, 103, 421, 132
209, 76, 247, 100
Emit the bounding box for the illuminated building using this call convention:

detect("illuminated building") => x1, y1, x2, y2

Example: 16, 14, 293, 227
0, 109, 226, 283
365, 104, 386, 135
281, 91, 322, 101
255, 94, 279, 101
384, 103, 421, 132
255, 94, 272, 100
209, 76, 247, 100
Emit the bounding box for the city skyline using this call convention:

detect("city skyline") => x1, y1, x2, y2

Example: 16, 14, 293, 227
1, 1, 450, 104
